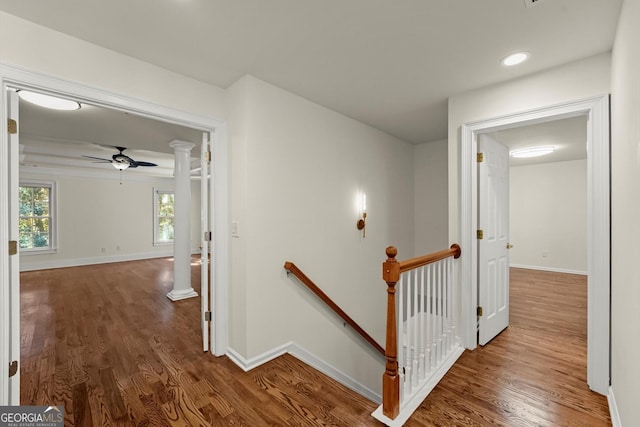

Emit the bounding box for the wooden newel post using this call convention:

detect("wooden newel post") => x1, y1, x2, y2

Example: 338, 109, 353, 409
382, 246, 401, 419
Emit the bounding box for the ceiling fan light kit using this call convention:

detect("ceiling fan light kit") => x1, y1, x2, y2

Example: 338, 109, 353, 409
82, 146, 158, 170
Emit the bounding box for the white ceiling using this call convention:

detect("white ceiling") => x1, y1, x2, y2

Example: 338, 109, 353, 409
0, 0, 622, 145
15, 93, 203, 177
488, 115, 588, 166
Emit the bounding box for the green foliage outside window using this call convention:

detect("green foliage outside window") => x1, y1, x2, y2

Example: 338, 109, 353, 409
19, 185, 52, 249
157, 192, 174, 241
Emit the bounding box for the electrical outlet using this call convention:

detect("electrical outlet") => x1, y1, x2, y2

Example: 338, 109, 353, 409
101, 247, 106, 253
542, 251, 548, 258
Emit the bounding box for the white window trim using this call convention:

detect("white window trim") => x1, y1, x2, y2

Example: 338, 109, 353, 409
19, 180, 57, 255
153, 188, 174, 246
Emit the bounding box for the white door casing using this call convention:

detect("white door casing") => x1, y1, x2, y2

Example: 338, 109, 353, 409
459, 95, 610, 395
200, 130, 218, 354
477, 135, 510, 346
201, 132, 210, 352
7, 88, 20, 404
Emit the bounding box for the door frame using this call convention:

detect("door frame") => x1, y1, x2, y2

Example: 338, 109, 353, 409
0, 63, 230, 403
459, 95, 610, 395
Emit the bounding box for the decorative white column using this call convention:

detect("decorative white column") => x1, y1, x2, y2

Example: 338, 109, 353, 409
167, 140, 198, 301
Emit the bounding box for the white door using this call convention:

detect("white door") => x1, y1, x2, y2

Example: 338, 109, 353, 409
7, 88, 20, 403
200, 132, 214, 352
478, 134, 510, 346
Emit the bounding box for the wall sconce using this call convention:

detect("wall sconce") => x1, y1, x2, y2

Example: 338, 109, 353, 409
356, 193, 367, 238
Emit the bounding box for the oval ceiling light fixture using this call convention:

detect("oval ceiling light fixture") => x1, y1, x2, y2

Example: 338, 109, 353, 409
18, 90, 81, 111
510, 146, 555, 158
501, 52, 530, 67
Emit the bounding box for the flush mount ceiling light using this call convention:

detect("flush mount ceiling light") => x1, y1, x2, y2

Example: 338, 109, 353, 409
510, 146, 555, 158
501, 52, 530, 67
17, 90, 81, 111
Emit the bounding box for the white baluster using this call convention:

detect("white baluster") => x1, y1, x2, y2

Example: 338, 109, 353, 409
425, 263, 432, 373
436, 260, 443, 364
418, 266, 426, 380
398, 275, 405, 401
450, 257, 456, 347
404, 272, 412, 394
447, 257, 454, 351
431, 263, 437, 369
412, 269, 419, 387
433, 262, 442, 366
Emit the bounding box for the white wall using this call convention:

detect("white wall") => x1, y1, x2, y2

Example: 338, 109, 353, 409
19, 169, 201, 271
228, 75, 414, 395
414, 139, 448, 255
610, 0, 640, 424
510, 160, 587, 274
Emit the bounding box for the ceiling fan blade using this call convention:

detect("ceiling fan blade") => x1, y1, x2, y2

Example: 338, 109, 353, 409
82, 155, 113, 162
130, 161, 158, 167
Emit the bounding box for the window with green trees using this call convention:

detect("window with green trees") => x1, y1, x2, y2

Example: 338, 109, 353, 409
19, 182, 56, 251
154, 189, 174, 244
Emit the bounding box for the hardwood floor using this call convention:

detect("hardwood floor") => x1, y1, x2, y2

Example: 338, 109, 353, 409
21, 262, 610, 426
20, 257, 376, 426
407, 268, 611, 427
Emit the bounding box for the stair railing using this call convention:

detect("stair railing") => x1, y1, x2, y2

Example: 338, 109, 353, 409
284, 261, 384, 356
373, 244, 464, 426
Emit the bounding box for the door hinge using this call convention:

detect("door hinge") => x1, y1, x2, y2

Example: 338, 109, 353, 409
204, 151, 211, 162
9, 240, 18, 255
477, 307, 483, 317
8, 360, 18, 377
204, 231, 212, 242
204, 311, 212, 321
8, 119, 17, 134
477, 152, 484, 163
477, 229, 484, 240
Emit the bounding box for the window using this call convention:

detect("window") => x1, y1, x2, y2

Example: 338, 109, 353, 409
19, 181, 56, 253
154, 189, 174, 245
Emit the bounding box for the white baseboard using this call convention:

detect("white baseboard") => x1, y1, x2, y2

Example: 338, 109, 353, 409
226, 342, 381, 403
608, 386, 622, 427
510, 263, 587, 275
19, 249, 201, 272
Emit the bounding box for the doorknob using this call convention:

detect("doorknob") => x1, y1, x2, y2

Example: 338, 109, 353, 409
506, 243, 514, 249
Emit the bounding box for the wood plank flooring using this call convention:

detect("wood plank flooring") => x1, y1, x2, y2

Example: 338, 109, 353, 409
21, 262, 610, 426
407, 268, 611, 427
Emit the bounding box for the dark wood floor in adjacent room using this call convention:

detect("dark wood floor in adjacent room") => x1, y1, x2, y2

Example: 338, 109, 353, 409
21, 261, 610, 426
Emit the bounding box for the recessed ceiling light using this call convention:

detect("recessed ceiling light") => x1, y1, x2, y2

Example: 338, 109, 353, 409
510, 146, 554, 158
17, 90, 81, 111
501, 52, 530, 67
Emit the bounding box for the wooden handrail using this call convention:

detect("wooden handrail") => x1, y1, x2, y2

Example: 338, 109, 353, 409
399, 243, 461, 273
284, 261, 385, 356
382, 243, 461, 420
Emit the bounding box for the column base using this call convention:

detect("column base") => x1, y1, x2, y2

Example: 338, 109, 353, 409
167, 287, 199, 301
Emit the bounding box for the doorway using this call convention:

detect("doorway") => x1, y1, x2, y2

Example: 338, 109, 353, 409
459, 95, 610, 395
0, 63, 229, 404
477, 115, 590, 346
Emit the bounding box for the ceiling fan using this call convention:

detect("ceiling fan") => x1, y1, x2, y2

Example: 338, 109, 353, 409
82, 146, 158, 170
